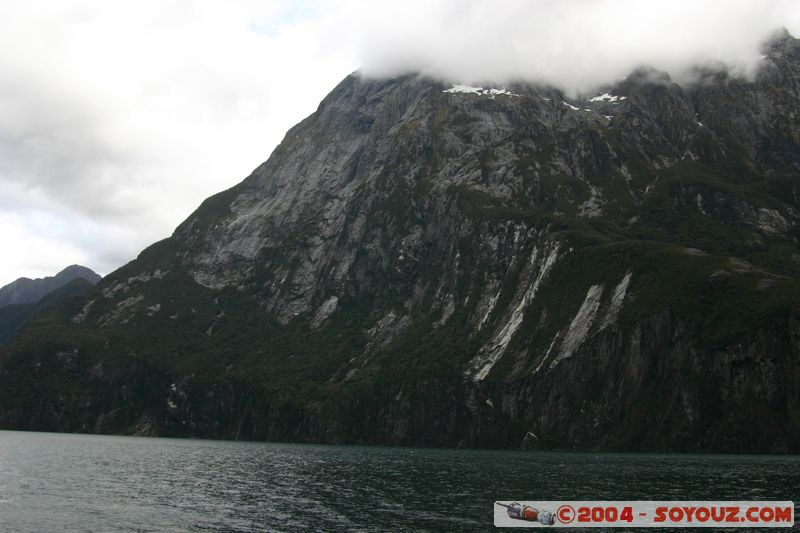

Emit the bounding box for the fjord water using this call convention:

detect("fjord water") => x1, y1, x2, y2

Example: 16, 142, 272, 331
0, 431, 796, 532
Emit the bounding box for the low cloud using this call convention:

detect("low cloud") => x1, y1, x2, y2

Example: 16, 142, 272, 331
358, 0, 800, 94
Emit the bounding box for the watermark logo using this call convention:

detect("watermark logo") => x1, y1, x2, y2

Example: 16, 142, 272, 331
494, 501, 794, 528
496, 502, 556, 525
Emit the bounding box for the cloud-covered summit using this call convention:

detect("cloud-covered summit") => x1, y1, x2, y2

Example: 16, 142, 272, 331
358, 0, 800, 94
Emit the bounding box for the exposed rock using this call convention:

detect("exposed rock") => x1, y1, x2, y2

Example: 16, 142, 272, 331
550, 283, 604, 368
311, 296, 339, 328
757, 279, 778, 290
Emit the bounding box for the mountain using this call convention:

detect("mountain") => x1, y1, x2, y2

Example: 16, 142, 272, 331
0, 265, 101, 308
0, 265, 101, 345
0, 278, 96, 345
0, 33, 799, 452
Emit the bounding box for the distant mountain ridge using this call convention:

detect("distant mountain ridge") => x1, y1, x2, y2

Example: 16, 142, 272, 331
0, 265, 101, 308
0, 266, 100, 344
0, 278, 97, 345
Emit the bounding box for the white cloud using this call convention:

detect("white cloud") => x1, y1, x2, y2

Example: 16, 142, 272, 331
0, 0, 798, 286
0, 210, 91, 281
358, 0, 800, 93
0, 0, 359, 285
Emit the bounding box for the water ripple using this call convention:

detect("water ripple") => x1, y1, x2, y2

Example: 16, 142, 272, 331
0, 431, 796, 532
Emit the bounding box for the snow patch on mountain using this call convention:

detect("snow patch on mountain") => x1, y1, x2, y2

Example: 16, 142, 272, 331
589, 92, 627, 102
443, 85, 519, 97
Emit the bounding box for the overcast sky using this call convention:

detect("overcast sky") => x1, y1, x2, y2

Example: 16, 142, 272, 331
1, 0, 799, 286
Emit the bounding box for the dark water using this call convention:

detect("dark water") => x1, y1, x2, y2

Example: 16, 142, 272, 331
0, 430, 797, 532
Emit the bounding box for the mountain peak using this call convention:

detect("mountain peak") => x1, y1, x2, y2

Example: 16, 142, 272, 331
0, 265, 100, 307
57, 264, 101, 283
761, 27, 799, 54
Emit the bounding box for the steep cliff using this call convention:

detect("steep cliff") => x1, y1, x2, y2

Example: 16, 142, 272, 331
1, 34, 799, 452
